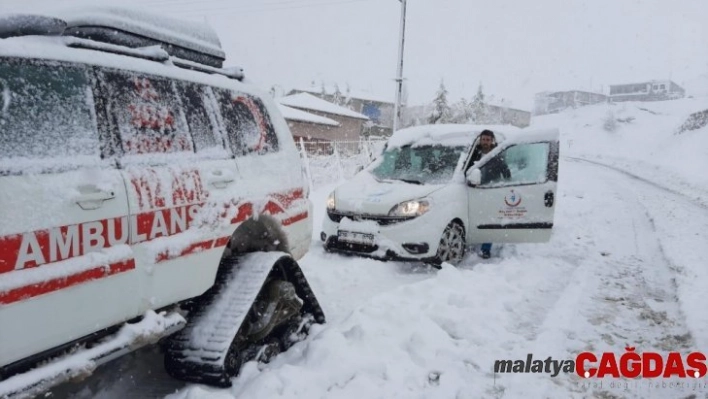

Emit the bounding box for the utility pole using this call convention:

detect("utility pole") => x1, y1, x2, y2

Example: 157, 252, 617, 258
392, 0, 407, 133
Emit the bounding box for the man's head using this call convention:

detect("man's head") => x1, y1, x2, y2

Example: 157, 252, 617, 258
479, 129, 496, 153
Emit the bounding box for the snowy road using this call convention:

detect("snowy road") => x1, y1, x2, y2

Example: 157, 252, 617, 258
47, 158, 708, 399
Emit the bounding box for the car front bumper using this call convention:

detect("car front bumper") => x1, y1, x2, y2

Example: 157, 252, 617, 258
320, 209, 442, 263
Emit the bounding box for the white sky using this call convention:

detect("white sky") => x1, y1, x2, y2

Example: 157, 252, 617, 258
1, 0, 707, 110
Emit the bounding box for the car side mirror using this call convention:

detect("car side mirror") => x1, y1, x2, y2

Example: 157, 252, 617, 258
466, 168, 481, 187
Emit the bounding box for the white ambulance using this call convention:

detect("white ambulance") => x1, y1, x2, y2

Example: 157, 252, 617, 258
0, 7, 324, 398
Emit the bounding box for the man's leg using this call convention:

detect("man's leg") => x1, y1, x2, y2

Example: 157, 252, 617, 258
481, 243, 492, 259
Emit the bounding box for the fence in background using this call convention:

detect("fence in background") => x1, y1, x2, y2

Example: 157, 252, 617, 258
297, 137, 387, 190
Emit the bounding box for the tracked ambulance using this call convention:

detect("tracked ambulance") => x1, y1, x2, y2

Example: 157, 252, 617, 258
0, 6, 325, 398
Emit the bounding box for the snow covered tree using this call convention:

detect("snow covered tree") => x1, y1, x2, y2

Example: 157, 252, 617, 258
332, 84, 343, 105
470, 83, 488, 123
343, 83, 353, 109
451, 98, 474, 123
428, 80, 453, 124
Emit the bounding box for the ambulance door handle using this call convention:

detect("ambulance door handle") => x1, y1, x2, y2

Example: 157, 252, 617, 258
75, 190, 116, 210
208, 178, 235, 189
207, 170, 235, 188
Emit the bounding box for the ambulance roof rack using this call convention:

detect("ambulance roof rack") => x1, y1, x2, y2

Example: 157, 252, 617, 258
0, 14, 66, 39
0, 8, 245, 81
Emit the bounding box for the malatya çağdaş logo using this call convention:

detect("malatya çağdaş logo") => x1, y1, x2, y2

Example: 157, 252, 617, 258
494, 347, 707, 379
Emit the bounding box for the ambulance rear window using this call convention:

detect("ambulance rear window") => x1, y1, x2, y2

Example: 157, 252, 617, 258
0, 60, 99, 161
212, 88, 279, 156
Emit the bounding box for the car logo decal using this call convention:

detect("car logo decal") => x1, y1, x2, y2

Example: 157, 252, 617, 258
504, 190, 522, 207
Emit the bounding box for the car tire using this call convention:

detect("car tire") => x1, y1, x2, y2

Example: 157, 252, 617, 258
435, 222, 466, 266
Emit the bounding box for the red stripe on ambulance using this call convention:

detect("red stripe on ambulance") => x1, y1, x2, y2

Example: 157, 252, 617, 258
0, 259, 136, 305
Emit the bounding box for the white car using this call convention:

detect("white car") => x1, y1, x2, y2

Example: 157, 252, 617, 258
0, 7, 324, 397
321, 124, 560, 265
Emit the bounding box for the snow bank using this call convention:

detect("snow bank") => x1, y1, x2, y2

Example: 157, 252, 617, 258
530, 96, 708, 192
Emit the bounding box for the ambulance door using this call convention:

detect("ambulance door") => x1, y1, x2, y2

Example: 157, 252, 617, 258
99, 69, 239, 311
0, 59, 137, 367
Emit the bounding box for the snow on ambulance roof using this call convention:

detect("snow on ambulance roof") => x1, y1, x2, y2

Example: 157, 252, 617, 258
43, 6, 225, 60
387, 124, 519, 148
277, 104, 340, 127
0, 35, 260, 97
278, 93, 370, 120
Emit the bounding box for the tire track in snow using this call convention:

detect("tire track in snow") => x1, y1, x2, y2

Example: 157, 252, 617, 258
564, 156, 708, 211
498, 160, 701, 399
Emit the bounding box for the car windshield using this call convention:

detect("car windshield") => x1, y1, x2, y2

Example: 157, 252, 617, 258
370, 144, 467, 185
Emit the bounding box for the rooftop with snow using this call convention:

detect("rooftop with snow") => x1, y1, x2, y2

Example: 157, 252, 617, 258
278, 92, 369, 121
277, 104, 340, 127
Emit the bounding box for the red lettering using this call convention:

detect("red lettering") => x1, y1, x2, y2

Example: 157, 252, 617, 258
663, 352, 687, 378
687, 352, 707, 378
642, 352, 663, 378
576, 352, 597, 378
620, 346, 642, 378
4, 217, 130, 271
172, 169, 206, 206
597, 353, 621, 378
130, 169, 165, 209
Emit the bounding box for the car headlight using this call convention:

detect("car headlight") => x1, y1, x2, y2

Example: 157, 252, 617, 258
388, 199, 430, 217
326, 191, 336, 210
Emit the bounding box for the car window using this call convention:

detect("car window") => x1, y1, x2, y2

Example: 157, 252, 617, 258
102, 70, 193, 156
479, 142, 549, 186
174, 82, 224, 154
371, 145, 465, 185
0, 59, 99, 166
212, 88, 279, 156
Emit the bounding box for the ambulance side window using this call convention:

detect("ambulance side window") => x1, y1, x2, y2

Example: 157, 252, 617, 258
101, 69, 193, 157
174, 82, 225, 156
211, 88, 279, 156
0, 59, 99, 174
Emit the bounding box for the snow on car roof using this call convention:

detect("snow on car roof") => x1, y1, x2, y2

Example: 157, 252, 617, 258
278, 104, 340, 127
387, 124, 519, 148
44, 6, 225, 60
278, 93, 370, 120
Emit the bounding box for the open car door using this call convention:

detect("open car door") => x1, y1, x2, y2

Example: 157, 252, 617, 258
465, 128, 560, 244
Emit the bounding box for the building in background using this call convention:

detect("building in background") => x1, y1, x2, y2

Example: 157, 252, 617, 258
534, 90, 608, 115
278, 92, 369, 154
609, 80, 685, 102
287, 87, 394, 137
277, 104, 340, 150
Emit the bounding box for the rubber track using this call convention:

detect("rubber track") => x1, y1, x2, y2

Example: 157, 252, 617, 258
163, 251, 325, 387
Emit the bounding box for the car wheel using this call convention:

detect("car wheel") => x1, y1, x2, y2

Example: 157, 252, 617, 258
435, 222, 466, 265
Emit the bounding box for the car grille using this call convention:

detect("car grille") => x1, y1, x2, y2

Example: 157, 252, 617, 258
329, 239, 378, 253
327, 210, 415, 226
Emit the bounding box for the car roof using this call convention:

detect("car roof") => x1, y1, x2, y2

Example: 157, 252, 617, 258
386, 123, 518, 149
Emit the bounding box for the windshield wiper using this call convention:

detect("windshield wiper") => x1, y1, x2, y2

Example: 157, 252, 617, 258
397, 178, 422, 185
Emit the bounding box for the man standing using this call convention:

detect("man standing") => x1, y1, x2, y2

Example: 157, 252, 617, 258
468, 129, 510, 258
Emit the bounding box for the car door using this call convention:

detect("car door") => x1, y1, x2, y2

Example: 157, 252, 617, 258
0, 58, 138, 368
466, 128, 560, 243
98, 68, 244, 311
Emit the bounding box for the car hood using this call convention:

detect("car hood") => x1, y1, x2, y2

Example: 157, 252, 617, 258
332, 172, 446, 215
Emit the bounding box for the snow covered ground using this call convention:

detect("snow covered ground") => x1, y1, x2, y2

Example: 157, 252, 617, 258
48, 97, 708, 399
